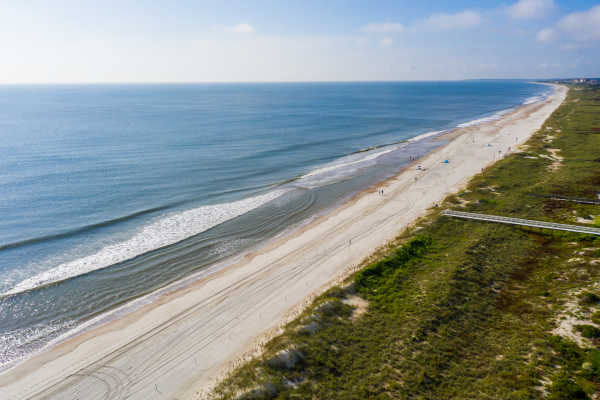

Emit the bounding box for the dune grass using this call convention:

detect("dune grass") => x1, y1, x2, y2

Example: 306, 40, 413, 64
212, 84, 600, 400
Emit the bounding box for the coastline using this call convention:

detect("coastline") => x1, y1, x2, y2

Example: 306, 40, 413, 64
0, 84, 568, 400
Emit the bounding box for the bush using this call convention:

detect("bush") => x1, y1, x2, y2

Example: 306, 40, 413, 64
314, 300, 350, 318
265, 348, 306, 371
591, 311, 600, 325
323, 286, 346, 299
579, 292, 600, 306
477, 198, 497, 205
549, 336, 584, 365
583, 349, 600, 378
355, 236, 432, 291
237, 382, 279, 400
575, 325, 600, 339
548, 374, 589, 400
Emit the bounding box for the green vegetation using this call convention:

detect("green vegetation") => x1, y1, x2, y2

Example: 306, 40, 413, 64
212, 84, 600, 399
576, 325, 600, 339
591, 311, 600, 325
579, 292, 600, 307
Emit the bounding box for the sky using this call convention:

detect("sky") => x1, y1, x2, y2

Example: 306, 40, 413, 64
1, 0, 599, 83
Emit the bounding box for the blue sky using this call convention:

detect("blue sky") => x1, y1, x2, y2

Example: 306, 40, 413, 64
1, 0, 598, 83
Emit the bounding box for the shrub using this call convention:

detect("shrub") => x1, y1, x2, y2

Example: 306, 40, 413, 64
355, 236, 432, 291
314, 300, 349, 317
548, 374, 589, 400
237, 382, 279, 400
323, 286, 346, 299
297, 321, 320, 336
477, 198, 497, 206
265, 348, 306, 371
575, 325, 600, 339
591, 311, 600, 325
579, 291, 600, 306
583, 350, 600, 378
549, 335, 584, 365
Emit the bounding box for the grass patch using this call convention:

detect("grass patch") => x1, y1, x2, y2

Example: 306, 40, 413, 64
576, 325, 600, 339
591, 311, 600, 325
579, 291, 600, 306
548, 374, 589, 400
212, 85, 600, 399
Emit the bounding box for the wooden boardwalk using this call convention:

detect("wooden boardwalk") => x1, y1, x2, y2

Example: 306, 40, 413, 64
442, 210, 600, 236
529, 193, 600, 205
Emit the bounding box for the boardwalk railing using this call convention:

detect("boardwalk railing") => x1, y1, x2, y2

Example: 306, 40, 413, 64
442, 210, 600, 236
528, 193, 600, 205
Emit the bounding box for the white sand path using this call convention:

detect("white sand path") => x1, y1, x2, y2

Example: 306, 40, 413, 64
0, 84, 567, 400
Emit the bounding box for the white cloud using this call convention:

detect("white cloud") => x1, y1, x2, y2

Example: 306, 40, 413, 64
536, 28, 555, 42
557, 5, 600, 42
232, 23, 255, 33
361, 22, 404, 33
423, 10, 481, 30
509, 0, 555, 19
379, 37, 394, 47
1, 3, 599, 83
536, 5, 600, 45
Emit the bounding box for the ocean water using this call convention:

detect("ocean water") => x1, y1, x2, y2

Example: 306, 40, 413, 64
0, 81, 549, 369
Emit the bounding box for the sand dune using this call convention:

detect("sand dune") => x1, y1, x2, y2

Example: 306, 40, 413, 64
0, 84, 567, 400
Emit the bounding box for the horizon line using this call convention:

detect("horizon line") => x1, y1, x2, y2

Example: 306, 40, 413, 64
0, 77, 587, 86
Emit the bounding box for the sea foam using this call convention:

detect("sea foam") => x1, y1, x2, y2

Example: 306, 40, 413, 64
407, 130, 446, 143
523, 89, 551, 105
457, 108, 514, 128
3, 190, 287, 296
302, 148, 395, 179
0, 320, 76, 371
297, 146, 398, 188
523, 95, 543, 105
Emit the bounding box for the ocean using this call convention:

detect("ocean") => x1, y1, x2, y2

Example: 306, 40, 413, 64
0, 80, 549, 370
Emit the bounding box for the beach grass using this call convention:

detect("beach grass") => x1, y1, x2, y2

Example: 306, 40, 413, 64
212, 83, 600, 399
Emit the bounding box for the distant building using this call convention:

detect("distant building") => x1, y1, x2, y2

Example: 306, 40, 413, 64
549, 78, 599, 86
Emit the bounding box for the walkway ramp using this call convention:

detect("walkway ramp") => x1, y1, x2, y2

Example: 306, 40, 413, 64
442, 210, 600, 236
529, 193, 600, 205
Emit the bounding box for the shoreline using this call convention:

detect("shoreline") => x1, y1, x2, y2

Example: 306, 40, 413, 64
0, 84, 567, 400
0, 84, 546, 299
0, 84, 546, 298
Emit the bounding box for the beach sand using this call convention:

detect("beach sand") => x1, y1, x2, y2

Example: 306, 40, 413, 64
0, 84, 568, 400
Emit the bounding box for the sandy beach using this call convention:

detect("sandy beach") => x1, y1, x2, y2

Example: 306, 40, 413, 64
0, 84, 568, 400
